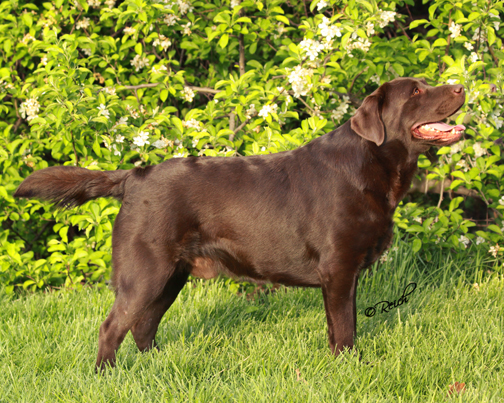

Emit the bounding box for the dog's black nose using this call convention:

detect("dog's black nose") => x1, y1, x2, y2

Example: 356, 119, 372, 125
452, 85, 464, 95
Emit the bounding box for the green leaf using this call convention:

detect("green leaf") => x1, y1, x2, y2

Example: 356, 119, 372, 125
22, 12, 33, 27
412, 238, 422, 253
93, 138, 102, 157
135, 43, 142, 55
467, 11, 480, 21
160, 89, 168, 102
409, 19, 429, 29
219, 34, 229, 48
275, 15, 289, 25
487, 26, 495, 46
432, 38, 447, 47
406, 225, 424, 233
488, 225, 502, 234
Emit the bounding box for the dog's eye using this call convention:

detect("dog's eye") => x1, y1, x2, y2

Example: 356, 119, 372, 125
412, 88, 420, 96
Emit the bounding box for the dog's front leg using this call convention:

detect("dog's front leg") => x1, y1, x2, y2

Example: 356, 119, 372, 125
318, 263, 359, 356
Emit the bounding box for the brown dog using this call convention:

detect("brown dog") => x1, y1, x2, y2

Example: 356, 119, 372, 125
14, 78, 465, 370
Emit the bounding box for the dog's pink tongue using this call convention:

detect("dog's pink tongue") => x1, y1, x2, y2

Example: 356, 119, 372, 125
429, 122, 466, 131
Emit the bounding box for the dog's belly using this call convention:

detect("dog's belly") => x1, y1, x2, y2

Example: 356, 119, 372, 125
187, 244, 321, 287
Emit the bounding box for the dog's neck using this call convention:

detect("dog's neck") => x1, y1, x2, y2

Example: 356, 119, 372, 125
324, 121, 421, 212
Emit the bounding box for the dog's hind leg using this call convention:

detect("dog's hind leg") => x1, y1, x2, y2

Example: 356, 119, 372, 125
130, 267, 189, 352
95, 240, 182, 371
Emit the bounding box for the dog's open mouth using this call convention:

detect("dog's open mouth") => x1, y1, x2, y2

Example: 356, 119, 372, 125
412, 122, 465, 144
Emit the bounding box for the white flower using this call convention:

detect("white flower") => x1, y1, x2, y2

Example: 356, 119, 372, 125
288, 65, 313, 98
153, 34, 172, 51
164, 14, 179, 26
379, 250, 389, 263
499, 196, 504, 206
21, 33, 35, 45
97, 104, 110, 118
152, 137, 170, 149
151, 65, 168, 74
331, 96, 349, 122
104, 87, 116, 96
81, 48, 92, 57
41, 56, 48, 66
182, 87, 194, 102
131, 54, 149, 71
182, 119, 200, 129
489, 245, 500, 257
476, 236, 485, 245
177, 0, 193, 15
115, 134, 125, 143
133, 131, 150, 147
111, 144, 121, 156
183, 22, 192, 36
448, 21, 462, 38
76, 17, 90, 30
345, 32, 371, 56
378, 10, 396, 28
258, 103, 278, 119
245, 104, 257, 120
450, 141, 463, 154
473, 143, 485, 158
105, 0, 115, 8
316, 0, 327, 11
370, 75, 380, 85
88, 0, 100, 8
173, 152, 186, 158
472, 27, 486, 41
231, 0, 240, 8
413, 217, 422, 223
124, 27, 136, 35
365, 21, 375, 36
317, 0, 328, 11
447, 79, 458, 85
19, 98, 40, 121
299, 38, 324, 61
493, 21, 500, 31
469, 52, 478, 63
318, 17, 342, 41
273, 22, 286, 39
464, 42, 474, 51
111, 117, 128, 132
459, 235, 470, 248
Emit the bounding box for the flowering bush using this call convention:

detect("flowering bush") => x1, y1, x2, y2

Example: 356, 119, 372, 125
0, 0, 503, 292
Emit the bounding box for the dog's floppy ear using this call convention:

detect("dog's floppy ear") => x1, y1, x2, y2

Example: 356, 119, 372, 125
350, 87, 385, 146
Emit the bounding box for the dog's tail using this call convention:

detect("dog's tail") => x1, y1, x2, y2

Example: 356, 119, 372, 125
14, 166, 131, 208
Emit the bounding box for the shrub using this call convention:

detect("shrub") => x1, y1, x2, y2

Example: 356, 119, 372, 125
0, 0, 503, 293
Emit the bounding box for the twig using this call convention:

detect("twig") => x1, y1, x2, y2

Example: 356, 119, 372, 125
441, 11, 452, 74
437, 177, 445, 208
487, 41, 499, 66
296, 96, 315, 114
71, 130, 79, 165
69, 10, 83, 36
334, 91, 362, 108
348, 68, 367, 94
122, 83, 160, 90
393, 21, 411, 42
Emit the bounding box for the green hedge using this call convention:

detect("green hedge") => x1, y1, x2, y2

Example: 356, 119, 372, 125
0, 0, 503, 292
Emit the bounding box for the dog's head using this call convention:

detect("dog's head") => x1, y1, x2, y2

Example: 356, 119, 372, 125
350, 77, 465, 148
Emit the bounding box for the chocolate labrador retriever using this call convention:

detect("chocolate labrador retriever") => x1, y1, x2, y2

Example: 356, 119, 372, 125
14, 77, 465, 370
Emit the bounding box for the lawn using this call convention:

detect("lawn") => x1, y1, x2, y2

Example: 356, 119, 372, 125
0, 240, 503, 402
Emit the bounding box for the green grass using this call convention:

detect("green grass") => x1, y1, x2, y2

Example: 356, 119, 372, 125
1, 241, 503, 402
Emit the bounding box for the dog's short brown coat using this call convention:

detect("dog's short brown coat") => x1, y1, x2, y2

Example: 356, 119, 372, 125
14, 78, 465, 370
